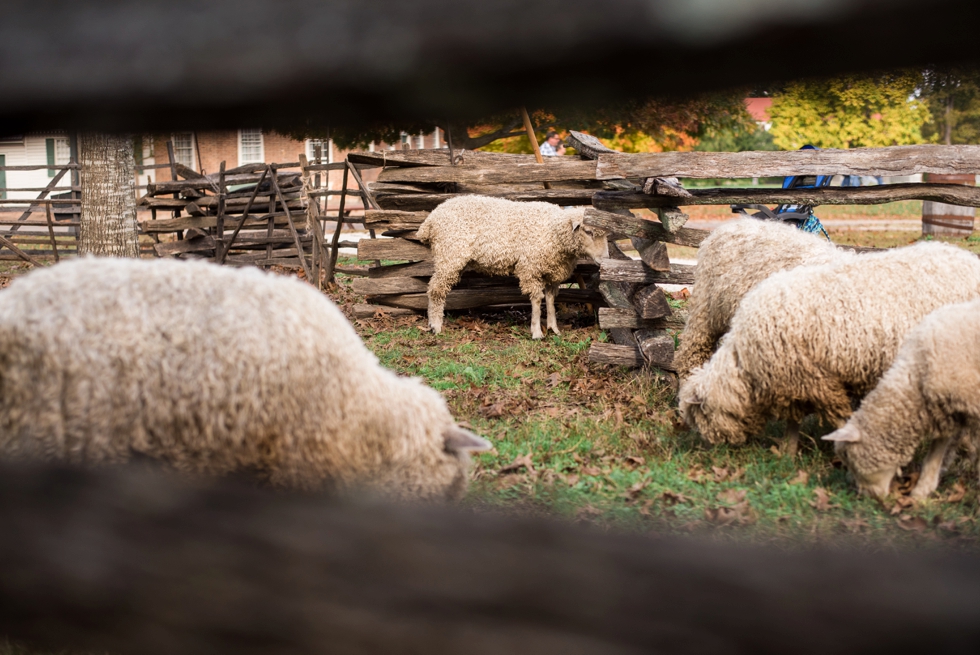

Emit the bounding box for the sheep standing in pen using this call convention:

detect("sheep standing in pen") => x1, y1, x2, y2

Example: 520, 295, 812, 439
824, 299, 980, 500
416, 195, 609, 339
674, 218, 851, 380
0, 258, 490, 500
679, 242, 980, 454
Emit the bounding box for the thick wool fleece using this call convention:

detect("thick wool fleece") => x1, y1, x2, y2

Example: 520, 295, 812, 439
827, 299, 980, 499
416, 195, 608, 339
0, 258, 486, 500
679, 242, 980, 446
675, 218, 849, 380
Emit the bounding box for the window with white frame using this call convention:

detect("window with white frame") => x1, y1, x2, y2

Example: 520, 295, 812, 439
305, 138, 333, 163
238, 129, 264, 165
400, 131, 411, 147
46, 135, 72, 177
416, 133, 425, 149
172, 133, 195, 169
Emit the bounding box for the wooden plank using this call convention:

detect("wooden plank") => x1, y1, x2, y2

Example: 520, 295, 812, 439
351, 277, 429, 295
377, 160, 598, 185
595, 145, 980, 180
585, 208, 708, 248
374, 189, 596, 212
139, 214, 295, 234
363, 210, 430, 227
598, 307, 686, 330
371, 287, 602, 311
368, 260, 436, 278
595, 183, 980, 209
588, 342, 644, 368
352, 304, 421, 318
347, 149, 543, 168
155, 235, 216, 257
357, 238, 431, 262
599, 259, 695, 285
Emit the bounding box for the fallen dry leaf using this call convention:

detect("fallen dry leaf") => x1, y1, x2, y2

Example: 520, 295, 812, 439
889, 495, 916, 516
686, 466, 708, 483
625, 456, 646, 467
839, 517, 870, 533
546, 372, 562, 388
484, 402, 506, 418
897, 515, 929, 532
498, 453, 535, 475
716, 488, 748, 505
810, 487, 836, 512
564, 474, 580, 487
711, 466, 746, 483
890, 471, 920, 496
946, 482, 967, 503
581, 466, 602, 477
668, 288, 691, 301
624, 479, 651, 499
788, 470, 809, 485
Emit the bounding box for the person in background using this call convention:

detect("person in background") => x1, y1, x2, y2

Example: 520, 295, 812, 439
539, 131, 566, 157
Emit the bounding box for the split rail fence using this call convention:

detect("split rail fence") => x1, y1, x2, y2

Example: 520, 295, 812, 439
335, 141, 980, 375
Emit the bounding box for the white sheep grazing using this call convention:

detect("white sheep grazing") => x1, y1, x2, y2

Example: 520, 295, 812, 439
0, 258, 491, 500
824, 299, 980, 500
679, 242, 980, 449
674, 218, 850, 380
416, 195, 609, 339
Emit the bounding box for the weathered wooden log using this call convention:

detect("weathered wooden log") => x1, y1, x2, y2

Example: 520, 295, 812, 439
584, 208, 708, 248
588, 342, 644, 367
565, 130, 620, 160
635, 328, 676, 371
629, 237, 671, 271
641, 176, 692, 198
352, 277, 430, 295
596, 182, 980, 209
363, 209, 430, 228
598, 307, 686, 330
657, 207, 689, 233
595, 145, 980, 180
139, 214, 299, 234
600, 260, 695, 285
352, 304, 420, 319
597, 280, 635, 309
357, 238, 431, 262
373, 189, 597, 212
633, 285, 672, 320
370, 287, 602, 311
377, 160, 598, 186
348, 149, 561, 169
154, 235, 215, 257
146, 173, 301, 195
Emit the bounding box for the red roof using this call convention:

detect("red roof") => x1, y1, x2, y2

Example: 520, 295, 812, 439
744, 97, 772, 122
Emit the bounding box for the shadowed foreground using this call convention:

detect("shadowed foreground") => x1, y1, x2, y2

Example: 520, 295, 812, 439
0, 464, 978, 654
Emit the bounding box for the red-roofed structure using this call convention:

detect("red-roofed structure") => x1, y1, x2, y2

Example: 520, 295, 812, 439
744, 97, 773, 123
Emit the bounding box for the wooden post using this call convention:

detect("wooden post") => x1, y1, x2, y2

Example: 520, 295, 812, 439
44, 202, 60, 263
520, 106, 551, 190
214, 161, 226, 263
165, 140, 183, 239
270, 165, 314, 282
300, 154, 330, 289
326, 164, 349, 283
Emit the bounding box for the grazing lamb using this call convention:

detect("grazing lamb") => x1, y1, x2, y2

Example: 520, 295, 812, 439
679, 242, 980, 450
0, 258, 490, 500
824, 299, 980, 500
416, 195, 609, 339
674, 218, 850, 380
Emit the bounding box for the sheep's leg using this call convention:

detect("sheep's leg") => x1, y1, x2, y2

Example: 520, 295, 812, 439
529, 285, 546, 340
545, 282, 561, 335
911, 435, 954, 500
426, 264, 463, 335
779, 418, 800, 457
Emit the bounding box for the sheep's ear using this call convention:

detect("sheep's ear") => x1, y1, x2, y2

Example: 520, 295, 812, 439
444, 426, 493, 453
571, 216, 583, 231
822, 424, 862, 443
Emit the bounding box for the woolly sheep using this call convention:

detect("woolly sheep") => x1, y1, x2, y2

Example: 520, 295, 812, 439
0, 258, 491, 500
679, 242, 980, 450
674, 218, 850, 380
824, 299, 980, 500
416, 195, 609, 339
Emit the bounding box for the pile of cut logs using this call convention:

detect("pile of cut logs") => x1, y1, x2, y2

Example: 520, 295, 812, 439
138, 162, 319, 271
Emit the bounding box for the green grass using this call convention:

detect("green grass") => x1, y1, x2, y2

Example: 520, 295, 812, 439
344, 297, 980, 546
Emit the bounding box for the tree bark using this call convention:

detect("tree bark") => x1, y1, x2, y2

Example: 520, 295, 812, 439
79, 132, 139, 258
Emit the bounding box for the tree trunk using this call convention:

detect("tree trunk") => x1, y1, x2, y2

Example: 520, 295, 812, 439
79, 133, 139, 257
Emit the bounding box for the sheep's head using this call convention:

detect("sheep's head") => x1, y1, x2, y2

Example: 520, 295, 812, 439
571, 214, 609, 262
822, 423, 896, 500
677, 346, 762, 445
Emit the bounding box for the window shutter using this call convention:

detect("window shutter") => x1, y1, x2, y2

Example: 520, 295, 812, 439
46, 138, 55, 177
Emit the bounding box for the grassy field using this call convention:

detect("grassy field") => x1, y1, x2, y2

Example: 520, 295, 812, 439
331, 257, 980, 547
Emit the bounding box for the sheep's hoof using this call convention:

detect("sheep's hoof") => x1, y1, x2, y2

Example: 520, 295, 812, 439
531, 332, 544, 340
428, 325, 442, 335
549, 326, 561, 336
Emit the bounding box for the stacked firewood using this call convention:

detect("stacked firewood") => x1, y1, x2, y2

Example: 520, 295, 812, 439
138, 162, 314, 270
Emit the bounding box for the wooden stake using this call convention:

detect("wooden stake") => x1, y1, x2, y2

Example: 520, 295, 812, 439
214, 161, 226, 263
270, 165, 314, 282
44, 202, 60, 264
217, 167, 268, 265
326, 164, 350, 283
520, 106, 551, 190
